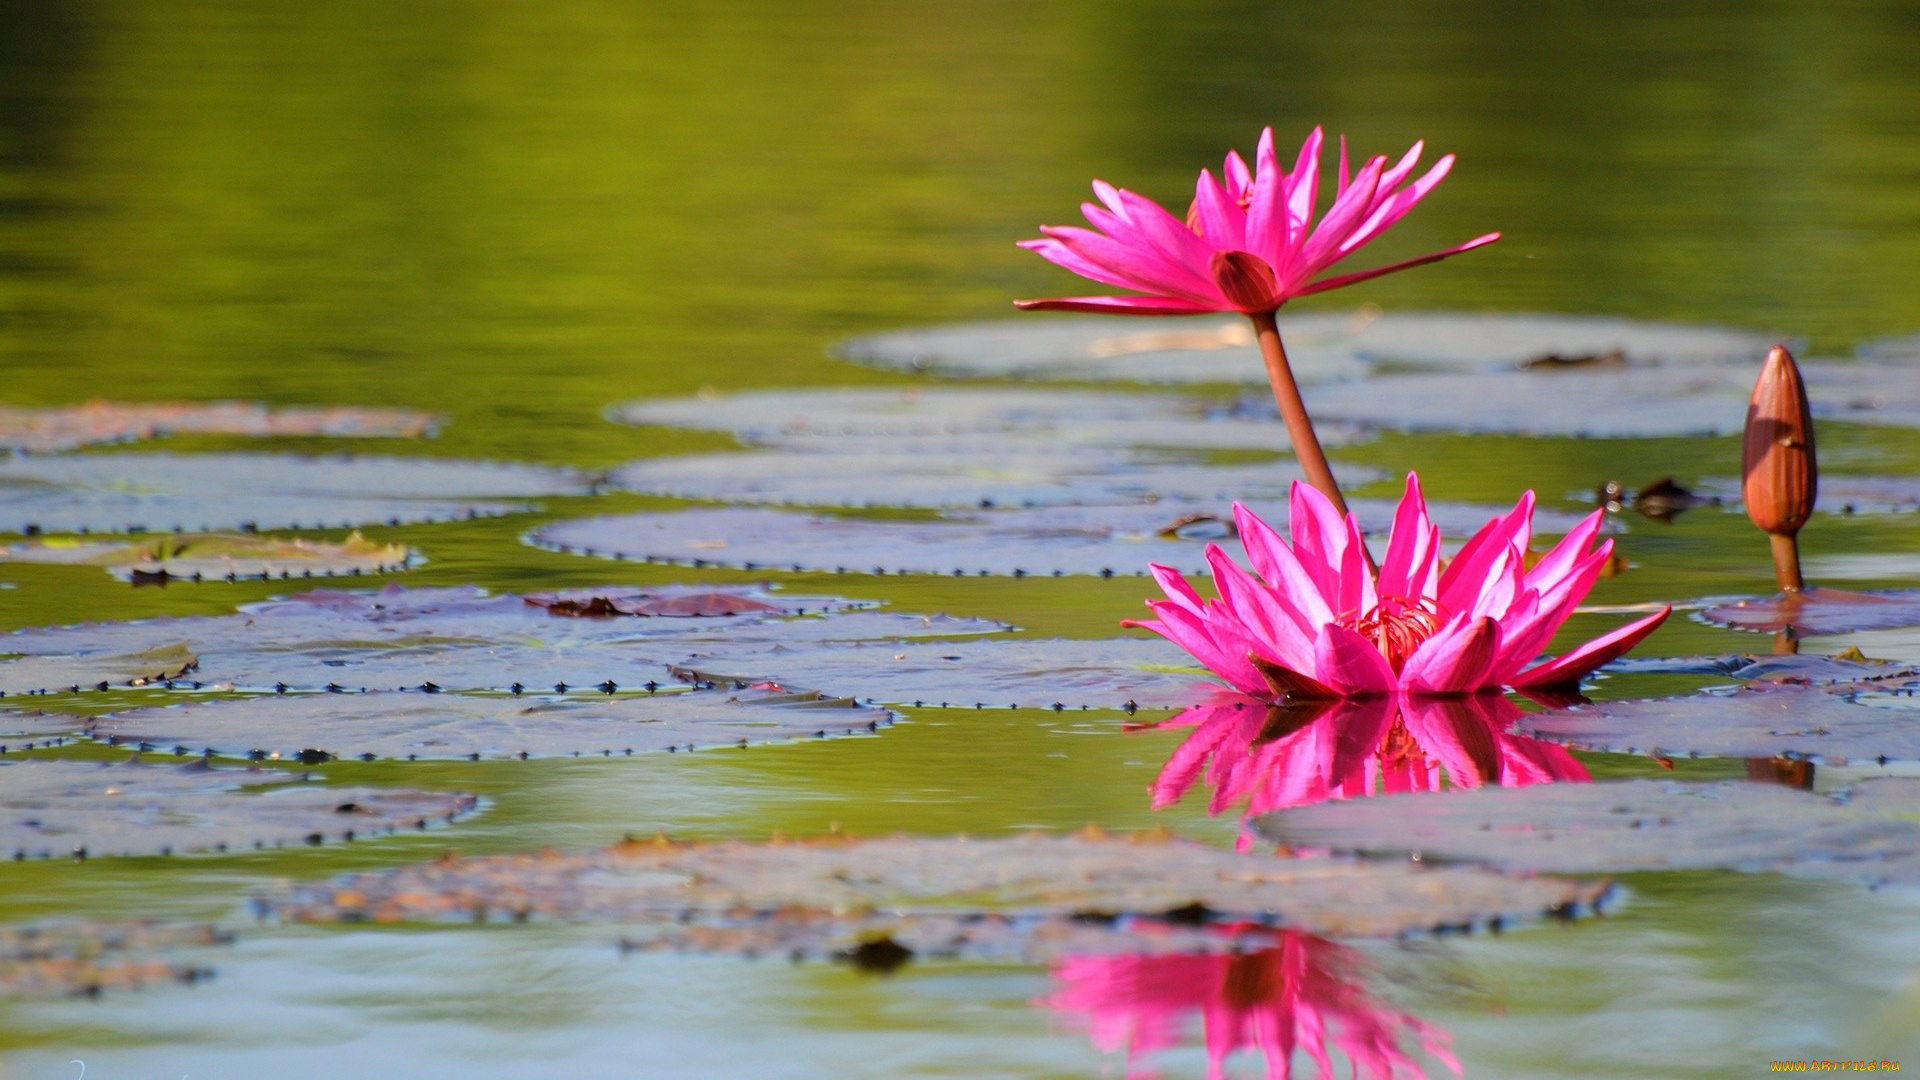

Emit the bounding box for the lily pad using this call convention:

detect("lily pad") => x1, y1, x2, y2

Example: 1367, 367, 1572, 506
0, 642, 197, 696
268, 829, 1610, 940
1600, 652, 1907, 683
838, 311, 1770, 385
1700, 587, 1920, 635
0, 453, 592, 535
606, 444, 1355, 510
0, 585, 1003, 695
529, 498, 1596, 579
88, 685, 895, 761
0, 531, 413, 583
0, 920, 230, 998
0, 756, 478, 859
1513, 675, 1920, 764
671, 636, 1211, 711
1257, 777, 1920, 889
0, 401, 436, 454
0, 708, 84, 739
609, 386, 1365, 452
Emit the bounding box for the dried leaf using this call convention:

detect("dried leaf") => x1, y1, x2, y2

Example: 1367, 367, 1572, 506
0, 920, 231, 999
268, 830, 1610, 940
0, 531, 412, 582
1258, 777, 1920, 888
89, 685, 894, 761
0, 756, 477, 859
0, 453, 591, 535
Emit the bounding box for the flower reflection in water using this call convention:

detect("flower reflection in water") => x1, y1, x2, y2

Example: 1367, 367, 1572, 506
1151, 690, 1590, 824
1043, 929, 1460, 1079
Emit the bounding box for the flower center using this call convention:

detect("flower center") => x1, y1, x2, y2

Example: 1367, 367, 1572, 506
1341, 595, 1447, 672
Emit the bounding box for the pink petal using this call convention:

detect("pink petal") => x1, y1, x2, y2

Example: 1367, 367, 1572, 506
1189, 168, 1247, 250
1147, 561, 1207, 615
1283, 126, 1324, 254
1438, 489, 1534, 614
1507, 607, 1673, 689
1400, 615, 1502, 695
1205, 545, 1317, 673
1013, 295, 1220, 315
1230, 502, 1336, 629
1313, 623, 1397, 696
1223, 148, 1253, 198
1289, 157, 1385, 286
1295, 232, 1501, 298
1242, 127, 1288, 268
1041, 224, 1219, 303
1376, 473, 1437, 602
1525, 508, 1606, 594
1017, 238, 1166, 295
1336, 154, 1456, 257
1487, 543, 1618, 684
1124, 605, 1261, 694
1288, 481, 1350, 608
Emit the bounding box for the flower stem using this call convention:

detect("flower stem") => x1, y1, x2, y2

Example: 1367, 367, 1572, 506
1769, 533, 1805, 592
1249, 311, 1350, 516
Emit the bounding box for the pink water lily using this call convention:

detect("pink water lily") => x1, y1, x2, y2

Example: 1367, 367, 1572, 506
1016, 126, 1497, 318
1125, 474, 1670, 699
1016, 127, 1498, 518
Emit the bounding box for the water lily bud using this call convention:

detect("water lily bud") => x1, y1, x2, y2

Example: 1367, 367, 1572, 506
1742, 344, 1816, 590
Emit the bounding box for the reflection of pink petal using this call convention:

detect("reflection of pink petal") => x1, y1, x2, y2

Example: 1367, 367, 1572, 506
1043, 931, 1461, 1079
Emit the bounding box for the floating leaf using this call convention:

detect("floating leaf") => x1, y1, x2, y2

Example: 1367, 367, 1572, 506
0, 642, 197, 696
1258, 777, 1920, 888
88, 685, 895, 761
0, 708, 84, 739
1513, 675, 1920, 764
0, 401, 436, 453
268, 829, 1609, 940
606, 444, 1355, 510
671, 636, 1212, 711
1700, 586, 1920, 635
0, 531, 413, 583
0, 453, 592, 535
1603, 652, 1906, 683
530, 499, 1597, 579
0, 920, 230, 999
522, 589, 787, 618
609, 386, 1363, 451
0, 756, 477, 859
838, 312, 1769, 385
0, 585, 1002, 695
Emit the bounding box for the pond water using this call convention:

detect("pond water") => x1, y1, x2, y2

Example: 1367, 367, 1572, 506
4, 1, 1920, 1077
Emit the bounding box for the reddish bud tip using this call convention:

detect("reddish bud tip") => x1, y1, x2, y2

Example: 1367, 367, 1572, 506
1741, 344, 1817, 537
1209, 251, 1281, 313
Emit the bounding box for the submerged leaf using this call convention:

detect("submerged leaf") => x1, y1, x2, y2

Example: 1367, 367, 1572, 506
1258, 777, 1920, 888
671, 636, 1213, 711
0, 920, 231, 999
530, 499, 1596, 579
268, 829, 1610, 940
606, 443, 1354, 510
0, 531, 413, 583
1700, 586, 1920, 635
0, 585, 1002, 695
1514, 674, 1920, 764
0, 401, 435, 453
610, 386, 1364, 451
0, 453, 592, 535
89, 686, 895, 761
838, 312, 1769, 385
0, 756, 477, 859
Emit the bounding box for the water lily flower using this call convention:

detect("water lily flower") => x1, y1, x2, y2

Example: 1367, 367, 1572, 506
1125, 473, 1670, 699
1043, 931, 1461, 1080
1151, 691, 1590, 820
1017, 126, 1496, 319
1017, 127, 1497, 517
